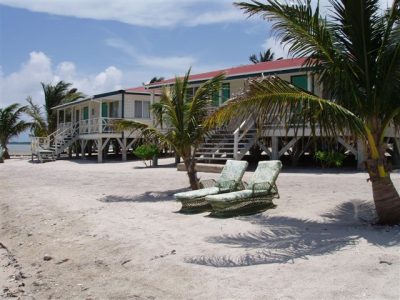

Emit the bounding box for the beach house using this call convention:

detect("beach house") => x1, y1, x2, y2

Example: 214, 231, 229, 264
147, 58, 399, 168
31, 86, 160, 163
32, 58, 399, 167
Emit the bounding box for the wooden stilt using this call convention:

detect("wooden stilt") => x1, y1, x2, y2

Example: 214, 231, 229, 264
271, 136, 279, 160
97, 138, 103, 163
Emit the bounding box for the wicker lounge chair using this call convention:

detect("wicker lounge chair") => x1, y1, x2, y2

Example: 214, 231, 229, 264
174, 160, 249, 213
205, 160, 282, 217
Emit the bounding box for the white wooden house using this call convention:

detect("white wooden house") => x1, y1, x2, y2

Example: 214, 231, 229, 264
147, 58, 399, 168
32, 86, 160, 162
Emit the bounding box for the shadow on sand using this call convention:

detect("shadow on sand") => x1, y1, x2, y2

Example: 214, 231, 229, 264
186, 200, 400, 267
98, 188, 188, 203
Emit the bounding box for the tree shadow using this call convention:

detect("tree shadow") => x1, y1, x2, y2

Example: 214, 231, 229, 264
98, 188, 188, 203
186, 200, 400, 267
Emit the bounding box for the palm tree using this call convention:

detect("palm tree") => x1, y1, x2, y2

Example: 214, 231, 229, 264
249, 48, 275, 64
149, 76, 165, 84
207, 0, 400, 224
25, 96, 48, 137
0, 103, 31, 159
42, 81, 84, 133
118, 69, 224, 190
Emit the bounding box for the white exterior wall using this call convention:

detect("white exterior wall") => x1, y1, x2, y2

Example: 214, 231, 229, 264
124, 93, 160, 126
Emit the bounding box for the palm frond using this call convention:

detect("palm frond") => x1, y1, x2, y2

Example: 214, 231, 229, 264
25, 96, 48, 136
116, 120, 165, 143
235, 0, 336, 64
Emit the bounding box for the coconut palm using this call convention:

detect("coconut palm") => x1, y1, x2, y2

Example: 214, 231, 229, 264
208, 0, 400, 224
25, 96, 48, 137
249, 48, 275, 64
118, 69, 224, 190
149, 76, 165, 84
0, 103, 31, 159
42, 81, 84, 133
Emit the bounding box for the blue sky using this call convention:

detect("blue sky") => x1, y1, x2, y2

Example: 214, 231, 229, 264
0, 0, 391, 133
0, 0, 291, 111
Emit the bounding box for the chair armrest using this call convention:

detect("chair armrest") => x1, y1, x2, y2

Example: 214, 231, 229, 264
252, 182, 280, 198
216, 180, 238, 192
199, 179, 217, 188
252, 181, 272, 194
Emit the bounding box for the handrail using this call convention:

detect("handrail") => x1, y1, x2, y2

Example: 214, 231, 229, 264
233, 116, 255, 159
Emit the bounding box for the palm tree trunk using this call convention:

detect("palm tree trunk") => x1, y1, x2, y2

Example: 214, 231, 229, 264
183, 158, 199, 190
3, 147, 10, 159
366, 159, 400, 225
371, 176, 400, 225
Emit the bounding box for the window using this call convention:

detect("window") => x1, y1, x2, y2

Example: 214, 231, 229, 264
83, 107, 89, 120
291, 75, 308, 90
65, 109, 72, 122
222, 83, 230, 103
109, 101, 119, 118
134, 100, 150, 119
59, 110, 64, 123
186, 87, 199, 101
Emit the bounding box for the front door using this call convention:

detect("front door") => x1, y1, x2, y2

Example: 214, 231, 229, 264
83, 107, 89, 120
102, 103, 108, 118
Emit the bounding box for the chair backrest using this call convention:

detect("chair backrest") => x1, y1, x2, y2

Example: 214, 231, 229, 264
217, 160, 249, 184
247, 160, 282, 190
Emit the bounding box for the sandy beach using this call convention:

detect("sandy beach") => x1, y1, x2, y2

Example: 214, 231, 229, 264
1, 157, 399, 299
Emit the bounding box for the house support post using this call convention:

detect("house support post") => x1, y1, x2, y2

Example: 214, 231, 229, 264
98, 138, 103, 163
357, 138, 366, 170
116, 138, 127, 161
122, 138, 127, 161
80, 140, 87, 159
271, 136, 279, 160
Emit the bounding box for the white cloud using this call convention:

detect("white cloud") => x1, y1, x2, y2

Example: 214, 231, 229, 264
0, 52, 126, 108
262, 37, 289, 60
0, 0, 245, 28
105, 38, 197, 72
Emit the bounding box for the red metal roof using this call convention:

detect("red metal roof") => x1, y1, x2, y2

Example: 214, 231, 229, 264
148, 57, 308, 87
125, 86, 161, 95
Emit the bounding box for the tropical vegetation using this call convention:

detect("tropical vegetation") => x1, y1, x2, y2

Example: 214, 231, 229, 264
118, 69, 224, 189
133, 144, 160, 167
207, 0, 400, 224
27, 81, 84, 136
0, 103, 31, 159
249, 48, 275, 64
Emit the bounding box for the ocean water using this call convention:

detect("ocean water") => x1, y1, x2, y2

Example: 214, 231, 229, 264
7, 144, 31, 155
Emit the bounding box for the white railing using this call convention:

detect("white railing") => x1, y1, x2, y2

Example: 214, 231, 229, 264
78, 118, 122, 134
31, 122, 80, 155
233, 117, 256, 159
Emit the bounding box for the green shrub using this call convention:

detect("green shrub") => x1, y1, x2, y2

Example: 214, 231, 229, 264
315, 151, 346, 168
133, 144, 159, 167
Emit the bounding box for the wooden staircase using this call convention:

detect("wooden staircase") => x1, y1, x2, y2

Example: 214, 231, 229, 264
31, 122, 79, 162
195, 118, 257, 162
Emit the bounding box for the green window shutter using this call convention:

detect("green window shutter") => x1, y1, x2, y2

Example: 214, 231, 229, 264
102, 103, 108, 118
211, 91, 219, 107
83, 107, 89, 120
291, 75, 308, 90
222, 83, 230, 103
186, 88, 194, 101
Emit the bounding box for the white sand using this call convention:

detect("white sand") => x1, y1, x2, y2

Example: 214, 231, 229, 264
1, 157, 399, 299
